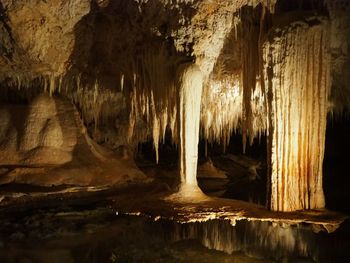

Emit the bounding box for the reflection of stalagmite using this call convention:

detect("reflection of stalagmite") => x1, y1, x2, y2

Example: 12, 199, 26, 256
177, 63, 203, 186
263, 19, 331, 211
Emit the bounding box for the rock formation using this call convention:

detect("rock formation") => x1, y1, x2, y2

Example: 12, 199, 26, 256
0, 0, 349, 212
263, 18, 330, 211
0, 94, 146, 186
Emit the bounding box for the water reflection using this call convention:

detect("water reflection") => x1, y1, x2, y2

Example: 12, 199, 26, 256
0, 207, 348, 263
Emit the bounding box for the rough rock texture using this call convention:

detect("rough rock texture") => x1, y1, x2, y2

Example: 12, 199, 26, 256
0, 0, 90, 75
0, 94, 77, 165
326, 0, 350, 113
0, 93, 146, 186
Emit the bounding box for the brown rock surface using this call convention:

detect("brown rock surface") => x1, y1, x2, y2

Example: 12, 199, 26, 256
0, 93, 146, 186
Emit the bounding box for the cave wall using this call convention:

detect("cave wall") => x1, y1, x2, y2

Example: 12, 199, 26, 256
0, 93, 146, 186
326, 0, 350, 114
0, 0, 90, 75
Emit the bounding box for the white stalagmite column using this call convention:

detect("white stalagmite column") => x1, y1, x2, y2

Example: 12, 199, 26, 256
263, 19, 331, 211
177, 63, 203, 186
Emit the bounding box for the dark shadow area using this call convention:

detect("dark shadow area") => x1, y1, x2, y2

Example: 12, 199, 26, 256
0, 81, 44, 104
201, 133, 267, 206
324, 114, 350, 214
274, 0, 328, 14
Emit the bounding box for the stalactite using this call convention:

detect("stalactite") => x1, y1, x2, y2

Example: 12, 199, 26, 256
0, 0, 278, 196
201, 77, 242, 146
200, 7, 267, 152
263, 18, 331, 211
67, 74, 122, 132
240, 6, 261, 153
125, 46, 180, 158
201, 75, 266, 149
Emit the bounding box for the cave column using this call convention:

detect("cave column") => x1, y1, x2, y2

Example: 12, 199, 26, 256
263, 20, 331, 211
177, 63, 203, 187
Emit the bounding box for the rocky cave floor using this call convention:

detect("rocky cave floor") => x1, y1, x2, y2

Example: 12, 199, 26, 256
0, 154, 349, 263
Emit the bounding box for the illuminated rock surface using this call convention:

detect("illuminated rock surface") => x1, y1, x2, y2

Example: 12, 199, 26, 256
0, 0, 350, 261
263, 18, 331, 211
177, 64, 203, 186
0, 94, 146, 186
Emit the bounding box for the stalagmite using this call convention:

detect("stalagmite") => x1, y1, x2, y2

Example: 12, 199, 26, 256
165, 63, 206, 200
263, 18, 331, 211
177, 63, 203, 186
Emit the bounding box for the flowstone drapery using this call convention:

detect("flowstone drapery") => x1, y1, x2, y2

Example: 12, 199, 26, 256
263, 19, 331, 211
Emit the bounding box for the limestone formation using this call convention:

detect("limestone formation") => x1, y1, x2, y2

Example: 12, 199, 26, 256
0, 0, 349, 212
263, 18, 331, 211
0, 94, 146, 186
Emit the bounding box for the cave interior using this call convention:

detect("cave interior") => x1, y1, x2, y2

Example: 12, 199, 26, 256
0, 0, 350, 262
